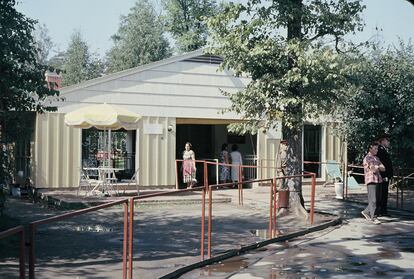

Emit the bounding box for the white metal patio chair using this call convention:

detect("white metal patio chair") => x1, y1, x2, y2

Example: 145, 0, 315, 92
104, 169, 119, 196
323, 160, 343, 187
120, 169, 140, 196
78, 168, 103, 196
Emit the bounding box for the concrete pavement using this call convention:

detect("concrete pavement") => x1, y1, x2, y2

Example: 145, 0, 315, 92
1, 185, 413, 278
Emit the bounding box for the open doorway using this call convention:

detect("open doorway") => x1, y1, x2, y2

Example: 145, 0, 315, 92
303, 124, 322, 177
176, 123, 257, 188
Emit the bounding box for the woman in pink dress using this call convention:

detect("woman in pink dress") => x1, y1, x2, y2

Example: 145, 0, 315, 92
182, 142, 196, 188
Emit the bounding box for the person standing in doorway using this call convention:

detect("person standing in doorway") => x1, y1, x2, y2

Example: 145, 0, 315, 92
183, 142, 196, 188
230, 144, 243, 187
361, 142, 385, 225
219, 143, 230, 184
376, 134, 393, 216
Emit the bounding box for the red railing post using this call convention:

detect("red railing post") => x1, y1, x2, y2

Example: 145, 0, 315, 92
0, 226, 26, 279
273, 178, 277, 237
175, 160, 179, 189
268, 178, 273, 238
208, 186, 213, 258
19, 228, 25, 279
128, 198, 134, 279
201, 187, 206, 260
310, 173, 316, 225
239, 165, 243, 205
122, 201, 128, 279
204, 161, 208, 193
29, 223, 35, 279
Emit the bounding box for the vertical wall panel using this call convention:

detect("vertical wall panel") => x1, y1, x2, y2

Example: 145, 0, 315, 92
257, 130, 281, 179
137, 116, 176, 187
33, 113, 81, 188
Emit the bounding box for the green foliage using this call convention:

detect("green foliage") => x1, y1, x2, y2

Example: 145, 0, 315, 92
62, 31, 104, 87
0, 0, 59, 113
0, 0, 59, 185
47, 51, 66, 72
107, 0, 171, 73
206, 0, 365, 133
163, 0, 220, 53
342, 41, 414, 167
33, 23, 54, 65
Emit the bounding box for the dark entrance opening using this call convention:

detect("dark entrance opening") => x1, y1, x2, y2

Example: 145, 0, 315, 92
303, 124, 322, 177
176, 123, 257, 188
176, 124, 214, 188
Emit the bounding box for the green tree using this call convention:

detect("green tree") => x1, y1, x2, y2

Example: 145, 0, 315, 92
48, 50, 66, 72
343, 41, 414, 169
163, 0, 220, 53
0, 0, 59, 183
62, 31, 104, 87
207, 0, 365, 210
107, 0, 171, 73
33, 23, 54, 65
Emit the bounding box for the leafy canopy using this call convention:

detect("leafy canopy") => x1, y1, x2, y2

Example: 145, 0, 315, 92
107, 0, 171, 73
343, 41, 414, 167
207, 0, 365, 133
62, 31, 104, 87
0, 0, 59, 183
0, 0, 59, 113
163, 0, 220, 53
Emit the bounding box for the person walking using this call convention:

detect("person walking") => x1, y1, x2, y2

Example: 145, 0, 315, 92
182, 142, 196, 188
230, 144, 243, 187
376, 134, 393, 216
219, 143, 230, 183
361, 142, 385, 225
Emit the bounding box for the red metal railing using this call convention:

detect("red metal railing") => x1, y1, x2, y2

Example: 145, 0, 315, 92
205, 178, 274, 258
2, 159, 319, 278
204, 172, 316, 259
127, 184, 207, 278
27, 199, 130, 279
0, 225, 25, 279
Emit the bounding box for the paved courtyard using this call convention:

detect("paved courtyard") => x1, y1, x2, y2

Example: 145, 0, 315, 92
0, 185, 413, 278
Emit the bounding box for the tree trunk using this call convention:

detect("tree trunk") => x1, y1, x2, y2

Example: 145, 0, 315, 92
277, 0, 308, 218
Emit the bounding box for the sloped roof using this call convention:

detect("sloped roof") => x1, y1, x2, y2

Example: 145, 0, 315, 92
60, 49, 205, 95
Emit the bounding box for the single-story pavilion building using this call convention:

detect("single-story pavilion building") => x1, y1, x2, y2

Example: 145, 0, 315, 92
30, 49, 345, 189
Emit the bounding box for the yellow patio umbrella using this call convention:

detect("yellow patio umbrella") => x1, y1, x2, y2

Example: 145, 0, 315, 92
64, 103, 141, 166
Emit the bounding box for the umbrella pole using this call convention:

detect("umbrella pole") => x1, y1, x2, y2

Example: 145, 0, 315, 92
108, 129, 112, 168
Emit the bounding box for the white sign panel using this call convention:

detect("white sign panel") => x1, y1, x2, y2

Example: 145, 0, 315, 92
143, 124, 163, 135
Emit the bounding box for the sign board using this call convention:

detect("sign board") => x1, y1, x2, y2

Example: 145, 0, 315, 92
143, 123, 163, 135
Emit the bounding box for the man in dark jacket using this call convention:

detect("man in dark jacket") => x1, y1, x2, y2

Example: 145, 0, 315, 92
376, 134, 393, 216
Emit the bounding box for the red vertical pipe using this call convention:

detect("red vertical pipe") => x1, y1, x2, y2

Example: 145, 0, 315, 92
29, 224, 35, 279
345, 163, 348, 199
128, 198, 134, 279
208, 186, 212, 258
205, 161, 209, 188
201, 188, 206, 260
268, 179, 273, 239
175, 160, 179, 189
310, 174, 316, 225
204, 162, 208, 193
239, 165, 243, 205
273, 178, 277, 236
122, 201, 128, 279
19, 229, 25, 279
